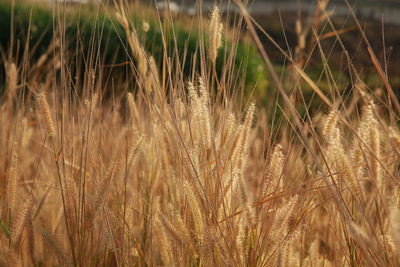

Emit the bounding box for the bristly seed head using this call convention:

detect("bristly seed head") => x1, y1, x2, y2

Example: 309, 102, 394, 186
209, 6, 223, 63
36, 91, 56, 137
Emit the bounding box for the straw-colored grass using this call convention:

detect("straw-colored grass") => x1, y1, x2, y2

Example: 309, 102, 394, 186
0, 0, 399, 266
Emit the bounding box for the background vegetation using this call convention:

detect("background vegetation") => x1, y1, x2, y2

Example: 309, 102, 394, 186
0, 1, 268, 101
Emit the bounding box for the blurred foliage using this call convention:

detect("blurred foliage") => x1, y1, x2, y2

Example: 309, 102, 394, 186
0, 1, 268, 101
2, 1, 385, 113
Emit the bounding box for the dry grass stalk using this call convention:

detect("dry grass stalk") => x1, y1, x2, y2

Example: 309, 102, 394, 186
64, 176, 78, 229
6, 62, 18, 105
208, 6, 223, 63
389, 205, 400, 252
7, 142, 19, 215
198, 77, 212, 149
10, 195, 32, 246
263, 144, 285, 196
231, 103, 255, 171
127, 92, 141, 128
36, 91, 56, 137
36, 224, 73, 267
366, 104, 382, 189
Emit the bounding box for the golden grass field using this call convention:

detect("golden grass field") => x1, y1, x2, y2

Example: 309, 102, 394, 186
0, 0, 400, 266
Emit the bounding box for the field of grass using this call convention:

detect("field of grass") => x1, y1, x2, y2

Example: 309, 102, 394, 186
0, 0, 400, 266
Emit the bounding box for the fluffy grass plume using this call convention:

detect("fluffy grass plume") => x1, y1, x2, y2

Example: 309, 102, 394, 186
208, 5, 223, 63
36, 91, 56, 137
